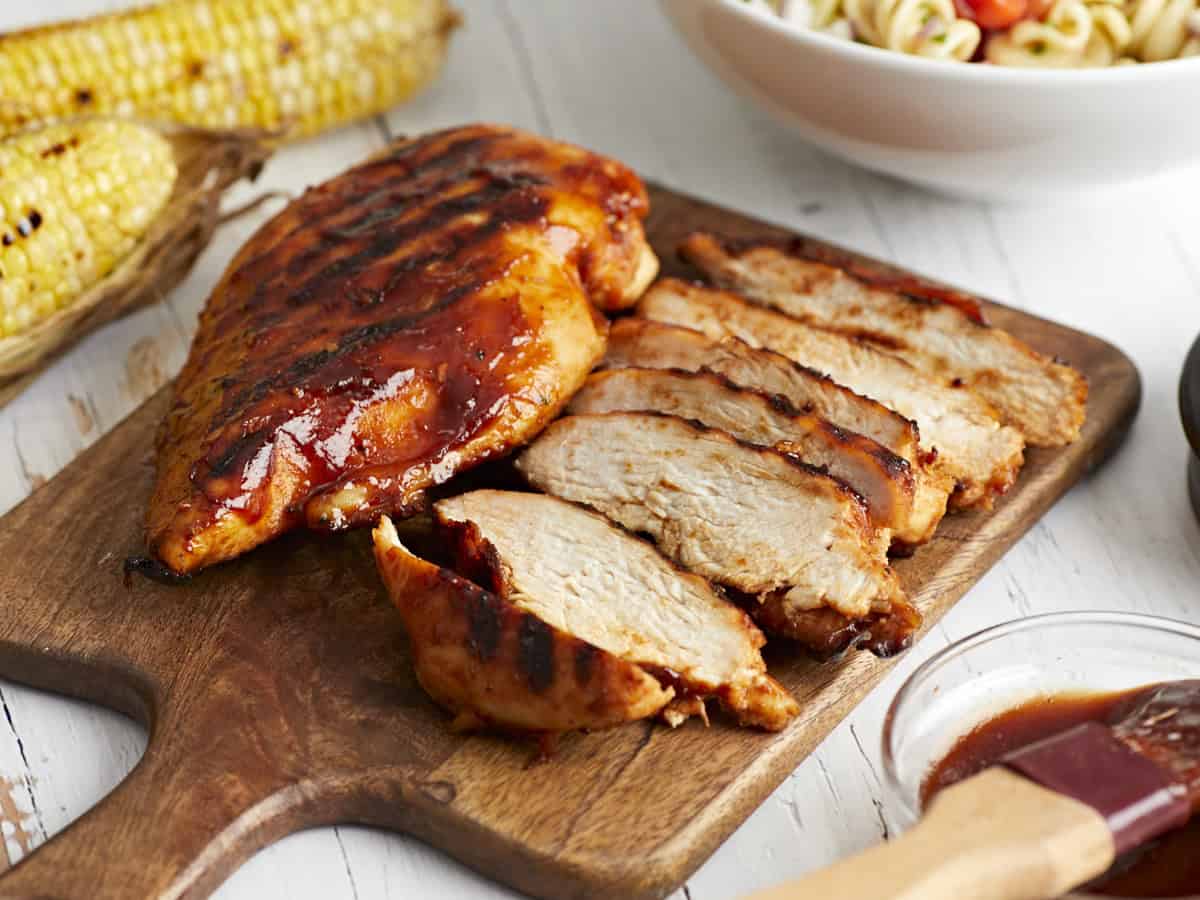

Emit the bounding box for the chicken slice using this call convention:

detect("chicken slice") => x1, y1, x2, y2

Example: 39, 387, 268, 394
604, 318, 920, 457
434, 491, 797, 731
516, 413, 913, 655
373, 517, 672, 733
638, 280, 1025, 510
147, 124, 658, 574
602, 318, 951, 546
681, 233, 1087, 447
568, 367, 916, 542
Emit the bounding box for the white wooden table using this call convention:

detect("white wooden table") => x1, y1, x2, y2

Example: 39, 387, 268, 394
1, 2, 1198, 898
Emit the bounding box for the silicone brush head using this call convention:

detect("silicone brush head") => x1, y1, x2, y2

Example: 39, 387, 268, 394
1181, 333, 1200, 523
1004, 680, 1200, 855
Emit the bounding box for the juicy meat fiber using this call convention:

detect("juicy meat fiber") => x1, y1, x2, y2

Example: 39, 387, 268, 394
517, 412, 906, 626
435, 491, 798, 731
602, 318, 951, 547
681, 233, 1087, 447
603, 318, 922, 459
639, 280, 1025, 510
148, 124, 658, 574
372, 516, 672, 733
568, 367, 916, 540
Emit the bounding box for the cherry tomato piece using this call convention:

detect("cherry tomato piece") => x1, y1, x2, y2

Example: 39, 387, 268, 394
958, 0, 1028, 29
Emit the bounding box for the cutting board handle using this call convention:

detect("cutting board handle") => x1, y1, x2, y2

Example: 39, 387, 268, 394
0, 706, 302, 900
746, 768, 1115, 900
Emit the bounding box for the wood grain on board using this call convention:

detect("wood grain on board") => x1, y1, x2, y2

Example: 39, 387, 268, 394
0, 184, 1140, 900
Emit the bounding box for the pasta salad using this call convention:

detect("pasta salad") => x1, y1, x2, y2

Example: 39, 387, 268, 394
744, 0, 1200, 65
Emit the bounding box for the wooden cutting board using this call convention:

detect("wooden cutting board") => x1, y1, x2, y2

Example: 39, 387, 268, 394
0, 184, 1140, 900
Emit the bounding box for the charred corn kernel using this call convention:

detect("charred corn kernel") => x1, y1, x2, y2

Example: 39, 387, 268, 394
0, 121, 176, 339
0, 0, 459, 140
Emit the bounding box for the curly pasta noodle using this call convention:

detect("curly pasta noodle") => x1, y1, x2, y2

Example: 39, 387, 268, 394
1084, 0, 1134, 64
842, 0, 982, 59
985, 0, 1093, 64
763, 0, 1200, 63
1126, 0, 1200, 59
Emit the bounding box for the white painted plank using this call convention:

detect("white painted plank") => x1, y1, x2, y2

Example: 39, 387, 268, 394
213, 830, 361, 900
0, 685, 145, 870
328, 825, 527, 900
3, 0, 1200, 897
384, 0, 545, 137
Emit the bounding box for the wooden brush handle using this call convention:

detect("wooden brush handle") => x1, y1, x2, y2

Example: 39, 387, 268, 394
748, 768, 1115, 900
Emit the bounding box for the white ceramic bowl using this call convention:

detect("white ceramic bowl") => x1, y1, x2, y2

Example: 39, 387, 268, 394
661, 0, 1200, 200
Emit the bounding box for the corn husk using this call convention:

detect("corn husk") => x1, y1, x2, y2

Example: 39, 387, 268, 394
0, 122, 271, 407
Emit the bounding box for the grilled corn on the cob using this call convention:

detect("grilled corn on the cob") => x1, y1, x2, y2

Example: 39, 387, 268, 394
0, 0, 459, 141
0, 120, 177, 338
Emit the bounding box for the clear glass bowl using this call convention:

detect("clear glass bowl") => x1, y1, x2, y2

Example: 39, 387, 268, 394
882, 611, 1200, 900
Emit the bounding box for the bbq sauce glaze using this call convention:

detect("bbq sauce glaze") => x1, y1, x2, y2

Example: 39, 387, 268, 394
922, 690, 1200, 898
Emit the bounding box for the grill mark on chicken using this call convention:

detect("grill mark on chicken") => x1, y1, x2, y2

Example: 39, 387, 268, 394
518, 616, 556, 693
638, 280, 1024, 511
209, 177, 549, 431
373, 517, 673, 734
574, 644, 598, 686
262, 173, 548, 318
435, 491, 798, 731
231, 131, 511, 305
193, 292, 536, 523
682, 233, 1087, 447
149, 125, 656, 573
466, 587, 503, 661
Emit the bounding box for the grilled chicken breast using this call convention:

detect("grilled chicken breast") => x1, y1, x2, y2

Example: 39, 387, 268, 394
682, 233, 1087, 447
435, 491, 798, 730
147, 125, 658, 574
639, 280, 1025, 510
517, 413, 908, 643
568, 367, 916, 540
373, 517, 672, 733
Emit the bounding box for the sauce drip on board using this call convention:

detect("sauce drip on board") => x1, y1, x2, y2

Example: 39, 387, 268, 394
922, 688, 1200, 898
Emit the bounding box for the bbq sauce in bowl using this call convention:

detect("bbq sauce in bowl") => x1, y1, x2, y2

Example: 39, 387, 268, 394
921, 690, 1200, 898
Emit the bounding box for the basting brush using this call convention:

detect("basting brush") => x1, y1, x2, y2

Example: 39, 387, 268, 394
751, 680, 1200, 900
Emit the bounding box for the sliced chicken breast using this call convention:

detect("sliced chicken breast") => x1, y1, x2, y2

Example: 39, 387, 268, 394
434, 491, 798, 730
604, 318, 919, 457
517, 413, 908, 641
681, 233, 1087, 447
373, 517, 672, 733
603, 318, 950, 546
638, 280, 1025, 510
569, 367, 915, 541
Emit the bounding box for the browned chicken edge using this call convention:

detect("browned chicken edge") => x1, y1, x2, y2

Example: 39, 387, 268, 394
372, 516, 673, 735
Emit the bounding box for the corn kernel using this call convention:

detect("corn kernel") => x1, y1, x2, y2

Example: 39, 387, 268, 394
0, 120, 176, 338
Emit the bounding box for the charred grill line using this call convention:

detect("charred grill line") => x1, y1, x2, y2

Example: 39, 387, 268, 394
518, 616, 556, 693
465, 585, 503, 662
574, 644, 597, 686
